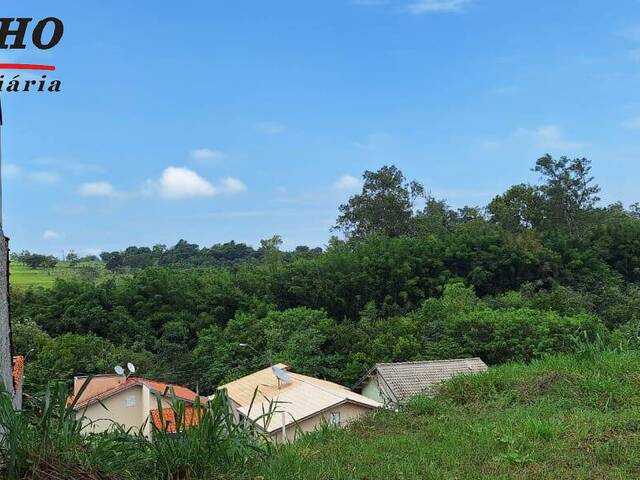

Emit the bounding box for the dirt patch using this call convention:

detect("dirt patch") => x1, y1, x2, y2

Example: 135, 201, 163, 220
517, 371, 571, 401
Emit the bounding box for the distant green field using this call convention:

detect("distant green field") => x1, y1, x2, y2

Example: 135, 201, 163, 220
9, 261, 107, 288
10, 263, 58, 288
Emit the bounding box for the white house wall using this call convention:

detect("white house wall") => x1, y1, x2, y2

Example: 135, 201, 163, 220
271, 402, 372, 443
361, 374, 396, 407
80, 385, 146, 434
79, 386, 178, 437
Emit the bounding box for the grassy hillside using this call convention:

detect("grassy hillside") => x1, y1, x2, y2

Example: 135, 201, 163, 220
10, 263, 59, 288
249, 350, 640, 480
10, 261, 108, 288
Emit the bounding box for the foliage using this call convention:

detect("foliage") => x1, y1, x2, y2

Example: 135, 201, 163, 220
15, 253, 58, 270
334, 165, 426, 238
7, 157, 640, 395
149, 389, 272, 479
533, 155, 600, 232
246, 350, 640, 479
0, 380, 148, 479
0, 381, 270, 480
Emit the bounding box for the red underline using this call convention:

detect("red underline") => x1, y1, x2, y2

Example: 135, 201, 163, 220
0, 63, 56, 71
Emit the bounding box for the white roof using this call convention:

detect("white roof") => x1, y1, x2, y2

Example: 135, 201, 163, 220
218, 364, 380, 433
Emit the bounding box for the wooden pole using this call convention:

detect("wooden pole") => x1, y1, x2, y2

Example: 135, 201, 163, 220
0, 232, 14, 401
0, 98, 16, 406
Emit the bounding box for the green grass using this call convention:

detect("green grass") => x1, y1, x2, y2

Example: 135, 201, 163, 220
10, 263, 58, 288
9, 261, 108, 288
248, 350, 640, 480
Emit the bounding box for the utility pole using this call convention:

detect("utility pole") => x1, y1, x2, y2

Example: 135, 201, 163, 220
0, 98, 16, 406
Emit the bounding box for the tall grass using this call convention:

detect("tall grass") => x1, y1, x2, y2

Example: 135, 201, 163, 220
0, 379, 146, 479
0, 381, 272, 479
247, 350, 640, 480
149, 388, 272, 479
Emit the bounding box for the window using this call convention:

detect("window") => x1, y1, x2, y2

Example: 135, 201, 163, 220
125, 395, 137, 407
330, 411, 341, 426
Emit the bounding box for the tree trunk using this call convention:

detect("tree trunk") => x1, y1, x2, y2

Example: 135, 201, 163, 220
0, 228, 15, 404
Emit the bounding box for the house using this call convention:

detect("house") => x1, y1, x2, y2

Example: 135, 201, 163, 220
354, 358, 488, 407
217, 364, 381, 442
69, 374, 207, 436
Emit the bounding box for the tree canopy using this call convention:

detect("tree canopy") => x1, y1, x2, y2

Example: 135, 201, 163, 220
10, 156, 640, 395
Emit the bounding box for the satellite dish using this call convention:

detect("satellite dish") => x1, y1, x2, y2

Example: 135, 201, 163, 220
114, 365, 125, 376
272, 366, 291, 384
127, 362, 136, 374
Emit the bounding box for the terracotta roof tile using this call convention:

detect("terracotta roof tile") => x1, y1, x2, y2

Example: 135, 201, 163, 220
69, 376, 206, 410
12, 355, 24, 389
150, 406, 203, 433
140, 379, 205, 403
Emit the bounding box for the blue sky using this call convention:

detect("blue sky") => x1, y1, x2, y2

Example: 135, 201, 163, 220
2, 0, 640, 255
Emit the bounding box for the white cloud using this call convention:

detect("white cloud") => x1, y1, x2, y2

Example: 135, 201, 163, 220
255, 121, 286, 135
514, 125, 588, 151
334, 175, 361, 191
78, 181, 119, 198
43, 230, 62, 241
27, 171, 61, 184
481, 125, 588, 154
621, 117, 640, 130
406, 0, 472, 14
189, 148, 225, 163
32, 157, 105, 175
144, 167, 248, 200
4, 161, 94, 184
143, 166, 216, 200
4, 164, 21, 178
220, 177, 247, 193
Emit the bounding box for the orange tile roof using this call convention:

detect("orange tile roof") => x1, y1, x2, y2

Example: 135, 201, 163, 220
140, 379, 204, 403
150, 405, 203, 433
69, 375, 206, 410
12, 355, 24, 389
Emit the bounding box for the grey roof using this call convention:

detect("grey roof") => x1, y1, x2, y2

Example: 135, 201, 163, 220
363, 358, 488, 403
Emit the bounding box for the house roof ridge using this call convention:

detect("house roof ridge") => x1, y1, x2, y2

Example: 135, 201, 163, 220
71, 376, 204, 410
289, 372, 349, 402
376, 357, 484, 367
218, 363, 290, 390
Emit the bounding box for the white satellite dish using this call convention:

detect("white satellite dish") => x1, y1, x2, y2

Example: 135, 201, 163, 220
127, 362, 136, 374
114, 365, 125, 376
272, 366, 291, 384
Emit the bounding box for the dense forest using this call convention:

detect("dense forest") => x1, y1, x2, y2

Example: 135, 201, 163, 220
11, 155, 640, 395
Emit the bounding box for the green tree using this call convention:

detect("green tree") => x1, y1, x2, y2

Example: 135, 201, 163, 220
334, 165, 425, 238
23, 254, 58, 270
488, 184, 545, 232
66, 250, 79, 266
534, 155, 600, 232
